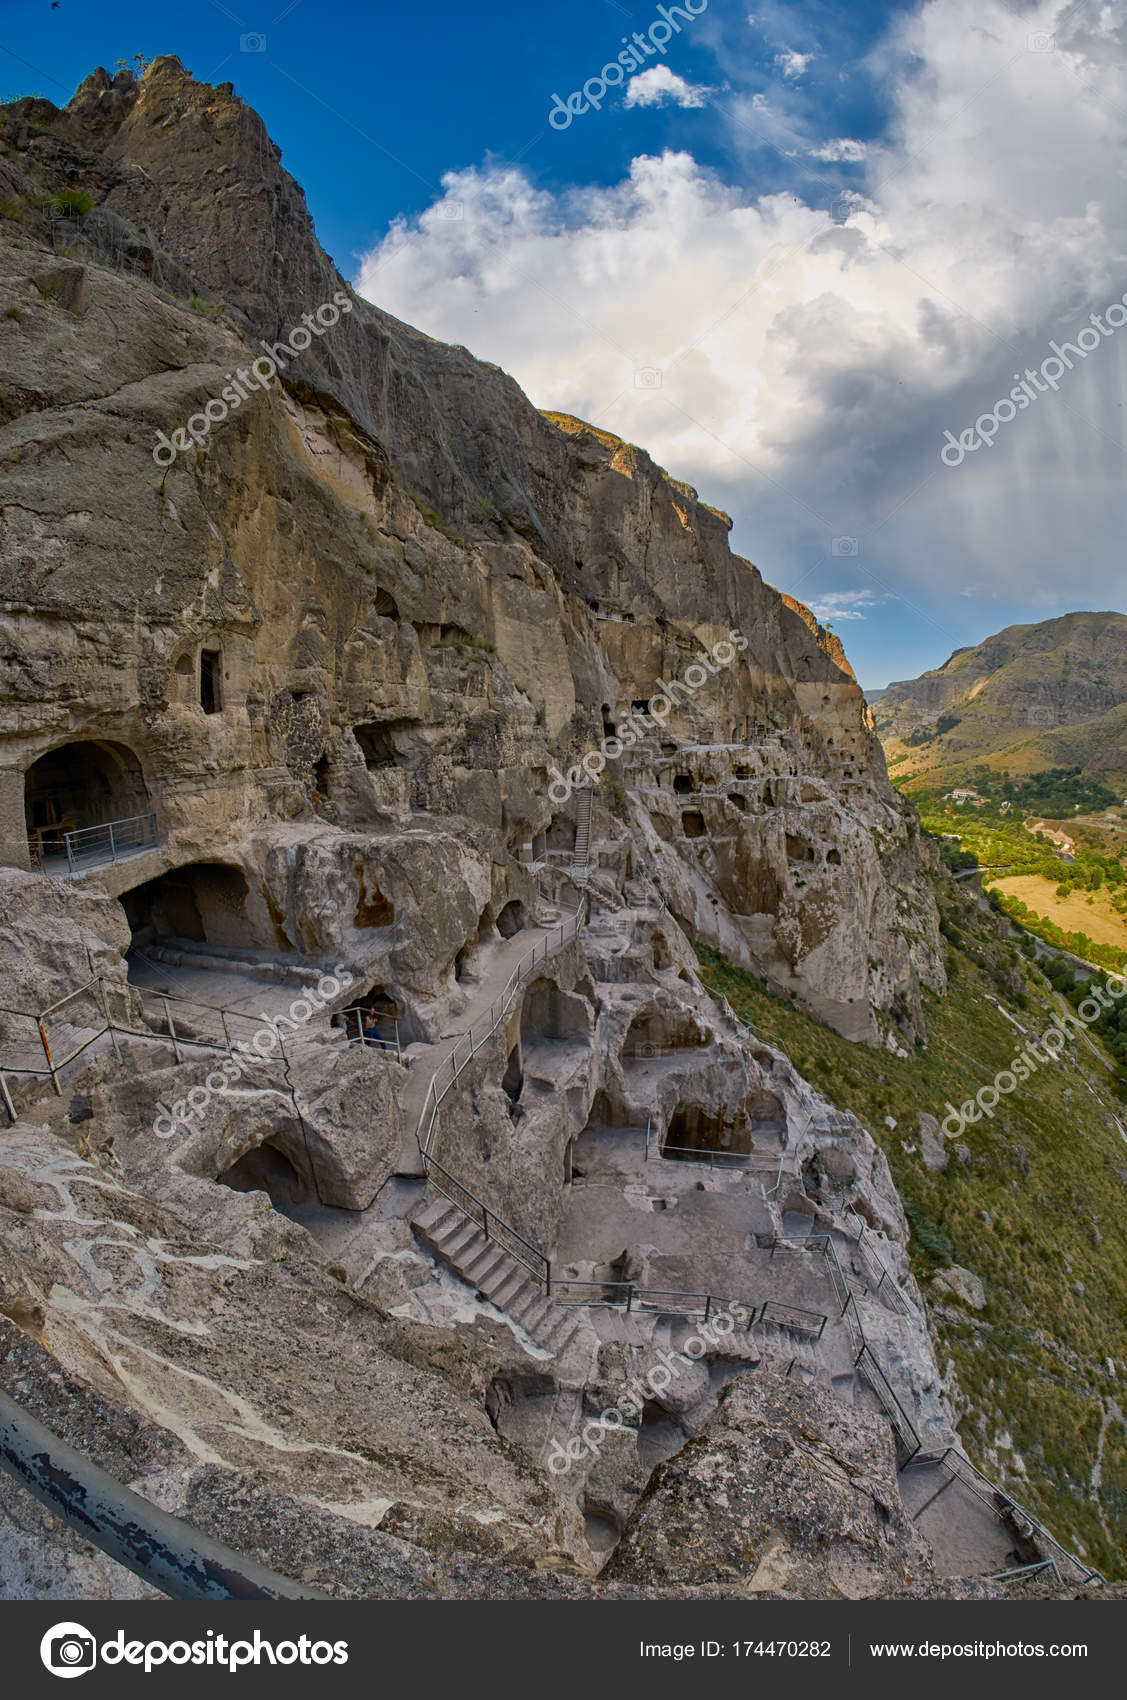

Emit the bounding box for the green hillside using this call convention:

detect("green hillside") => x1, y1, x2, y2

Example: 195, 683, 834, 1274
875, 612, 1127, 795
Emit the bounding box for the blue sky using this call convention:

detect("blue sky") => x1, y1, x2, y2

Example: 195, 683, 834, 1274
4, 0, 1126, 688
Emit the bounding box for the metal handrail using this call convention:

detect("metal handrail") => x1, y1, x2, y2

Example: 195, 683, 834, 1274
28, 811, 159, 875
424, 1152, 550, 1290
854, 1343, 920, 1461
904, 1447, 1104, 1585
843, 1204, 918, 1318
551, 1278, 719, 1319
757, 1299, 828, 1340
0, 969, 352, 1117
339, 1005, 402, 1059
766, 1234, 918, 1459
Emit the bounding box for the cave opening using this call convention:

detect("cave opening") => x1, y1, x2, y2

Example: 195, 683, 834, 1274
122, 862, 252, 952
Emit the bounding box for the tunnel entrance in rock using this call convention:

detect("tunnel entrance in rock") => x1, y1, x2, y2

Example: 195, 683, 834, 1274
199, 649, 222, 715
354, 718, 423, 771
123, 862, 252, 952
502, 1044, 523, 1104
216, 1138, 315, 1211
661, 1105, 748, 1162
496, 899, 526, 939
637, 1400, 688, 1471
652, 932, 673, 971
454, 938, 476, 983
673, 774, 693, 795
342, 985, 402, 1048
624, 1010, 708, 1060
681, 811, 706, 838
24, 739, 150, 849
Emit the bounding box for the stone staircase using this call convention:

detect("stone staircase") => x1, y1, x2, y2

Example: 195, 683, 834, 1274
413, 1198, 581, 1356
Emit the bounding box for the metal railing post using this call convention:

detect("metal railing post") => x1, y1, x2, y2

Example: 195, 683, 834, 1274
108, 820, 118, 863
221, 1012, 234, 1056
626, 1285, 633, 1314
162, 998, 182, 1064
36, 1018, 61, 1095
0, 1071, 16, 1125
65, 833, 75, 876
99, 977, 122, 1062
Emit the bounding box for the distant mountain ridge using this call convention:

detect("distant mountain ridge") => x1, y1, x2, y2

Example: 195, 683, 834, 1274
873, 611, 1127, 792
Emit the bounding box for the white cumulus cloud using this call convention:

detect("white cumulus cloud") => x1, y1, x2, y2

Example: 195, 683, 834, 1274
775, 49, 812, 79
624, 66, 710, 109
811, 137, 868, 161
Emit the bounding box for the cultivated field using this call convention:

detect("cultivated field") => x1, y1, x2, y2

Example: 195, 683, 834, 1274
990, 874, 1127, 949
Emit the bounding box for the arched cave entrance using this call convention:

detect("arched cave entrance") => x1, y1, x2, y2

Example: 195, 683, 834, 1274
122, 862, 252, 952
496, 899, 526, 939
24, 739, 151, 857
216, 1137, 316, 1212
340, 985, 404, 1049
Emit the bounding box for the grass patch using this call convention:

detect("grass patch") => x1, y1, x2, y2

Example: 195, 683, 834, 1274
53, 188, 93, 219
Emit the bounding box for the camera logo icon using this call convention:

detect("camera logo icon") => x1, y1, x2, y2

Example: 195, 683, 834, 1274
40, 1623, 97, 1678
1027, 704, 1056, 726
435, 200, 463, 220
634, 367, 662, 389
240, 32, 267, 52
1027, 31, 1054, 52
831, 535, 859, 556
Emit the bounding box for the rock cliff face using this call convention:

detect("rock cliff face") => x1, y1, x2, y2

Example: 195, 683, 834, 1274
0, 62, 972, 1601
0, 57, 941, 1046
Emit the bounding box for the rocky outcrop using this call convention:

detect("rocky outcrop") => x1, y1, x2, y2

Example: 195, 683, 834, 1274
605, 1370, 931, 1596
